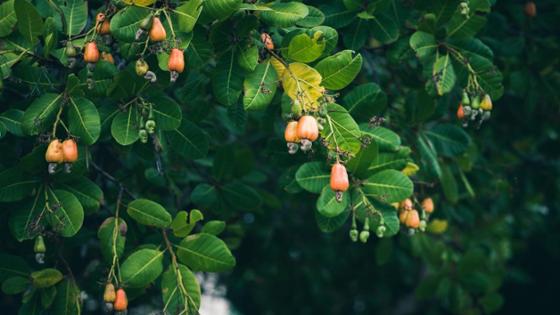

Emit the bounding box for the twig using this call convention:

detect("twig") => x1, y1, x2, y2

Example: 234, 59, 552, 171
90, 160, 136, 199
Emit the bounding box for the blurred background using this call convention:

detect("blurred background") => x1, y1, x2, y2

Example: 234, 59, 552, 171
221, 1, 560, 314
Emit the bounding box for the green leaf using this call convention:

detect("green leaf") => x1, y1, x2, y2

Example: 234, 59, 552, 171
315, 50, 362, 90
374, 199, 400, 237
148, 95, 182, 131
18, 296, 42, 315
426, 124, 470, 157
30, 268, 63, 288
440, 163, 459, 203
212, 49, 244, 106
260, 2, 309, 27
343, 19, 368, 51
0, 52, 19, 79
170, 210, 204, 238
51, 279, 81, 315
467, 54, 504, 100
0, 109, 23, 136
342, 83, 387, 120
315, 207, 350, 233
304, 29, 333, 58
295, 162, 330, 194
56, 177, 103, 213
417, 133, 442, 178
47, 189, 84, 237
0, 0, 17, 37
347, 141, 378, 178
173, 0, 203, 33
0, 168, 38, 202
221, 180, 263, 212
287, 32, 325, 63
432, 52, 456, 96
0, 253, 31, 282
9, 187, 45, 241
316, 186, 350, 218
14, 0, 43, 44
237, 44, 258, 72
67, 97, 100, 145
363, 170, 413, 203
296, 5, 324, 28
186, 31, 213, 67
243, 60, 278, 111
1, 276, 29, 295
446, 0, 491, 39
367, 152, 409, 175
121, 248, 164, 288
39, 285, 56, 308
423, 0, 460, 26
409, 31, 437, 64
22, 93, 63, 135
167, 119, 209, 159
369, 13, 399, 44
161, 264, 201, 314
201, 220, 226, 235
97, 217, 126, 262
111, 105, 139, 146
110, 6, 150, 42
204, 0, 242, 20
176, 233, 236, 272
321, 3, 356, 29
59, 0, 87, 36
361, 126, 401, 151
405, 89, 436, 123
321, 103, 362, 155
81, 60, 118, 97
191, 184, 219, 210
127, 199, 172, 228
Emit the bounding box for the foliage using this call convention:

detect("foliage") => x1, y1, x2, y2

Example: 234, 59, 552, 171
0, 0, 557, 314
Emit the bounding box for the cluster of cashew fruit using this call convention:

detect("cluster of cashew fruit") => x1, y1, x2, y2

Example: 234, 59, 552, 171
103, 283, 128, 313
457, 91, 493, 128
398, 197, 434, 232
134, 14, 185, 83
284, 114, 350, 201
77, 12, 185, 85
44, 138, 78, 174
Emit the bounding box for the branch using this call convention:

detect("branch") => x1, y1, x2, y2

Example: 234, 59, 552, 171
90, 160, 136, 199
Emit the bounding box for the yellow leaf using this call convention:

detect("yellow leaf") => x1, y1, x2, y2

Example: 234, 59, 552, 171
270, 57, 285, 78
122, 0, 156, 7
402, 162, 420, 176
427, 219, 448, 234
281, 63, 323, 111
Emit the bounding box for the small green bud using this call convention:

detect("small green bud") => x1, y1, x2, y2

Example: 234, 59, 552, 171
376, 225, 386, 238
145, 119, 156, 134
140, 16, 153, 30
65, 42, 77, 57
135, 59, 149, 76
419, 220, 427, 232
291, 101, 302, 117
461, 91, 470, 105
359, 230, 370, 243
34, 236, 46, 254
349, 229, 358, 242
138, 129, 148, 143
471, 96, 481, 109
